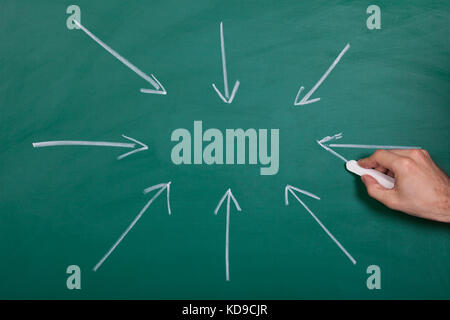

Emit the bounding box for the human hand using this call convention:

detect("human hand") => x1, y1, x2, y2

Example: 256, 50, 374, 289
358, 149, 450, 223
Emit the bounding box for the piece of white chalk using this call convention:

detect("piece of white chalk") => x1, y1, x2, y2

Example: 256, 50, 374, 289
346, 160, 395, 189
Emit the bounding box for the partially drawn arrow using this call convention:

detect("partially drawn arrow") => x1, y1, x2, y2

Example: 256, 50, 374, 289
212, 22, 240, 104
214, 188, 242, 281
73, 19, 167, 95
285, 184, 357, 265
32, 135, 148, 160
294, 43, 350, 106
93, 182, 171, 272
317, 132, 421, 163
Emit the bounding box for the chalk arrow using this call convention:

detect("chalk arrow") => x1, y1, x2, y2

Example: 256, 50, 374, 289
212, 22, 240, 104
214, 188, 242, 281
285, 184, 357, 265
32, 135, 148, 160
294, 43, 350, 106
317, 132, 421, 163
73, 19, 167, 95
93, 182, 171, 272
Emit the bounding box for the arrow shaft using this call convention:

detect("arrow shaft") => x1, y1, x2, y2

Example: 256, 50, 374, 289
225, 194, 231, 281
219, 22, 229, 98
74, 20, 159, 89
215, 189, 241, 281
32, 140, 135, 148
290, 190, 356, 265
302, 44, 350, 102
93, 185, 167, 272
328, 143, 421, 150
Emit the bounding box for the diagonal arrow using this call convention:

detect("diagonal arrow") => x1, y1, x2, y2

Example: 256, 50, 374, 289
32, 134, 148, 160
73, 19, 167, 95
317, 132, 421, 163
285, 184, 356, 265
93, 182, 171, 272
212, 22, 240, 104
294, 43, 350, 106
214, 188, 242, 281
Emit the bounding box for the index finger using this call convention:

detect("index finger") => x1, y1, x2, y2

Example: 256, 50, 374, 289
358, 150, 404, 172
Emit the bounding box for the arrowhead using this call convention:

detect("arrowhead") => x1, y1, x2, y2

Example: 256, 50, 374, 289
140, 74, 167, 95
212, 80, 240, 104
143, 182, 172, 215
316, 133, 348, 163
117, 135, 148, 160
214, 188, 242, 214
285, 184, 320, 206
318, 133, 343, 145
293, 86, 320, 106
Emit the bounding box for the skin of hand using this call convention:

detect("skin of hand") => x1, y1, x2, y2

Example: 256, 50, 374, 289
358, 149, 450, 223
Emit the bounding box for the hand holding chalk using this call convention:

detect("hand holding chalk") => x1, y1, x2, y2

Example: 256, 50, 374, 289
356, 150, 450, 223
346, 160, 395, 189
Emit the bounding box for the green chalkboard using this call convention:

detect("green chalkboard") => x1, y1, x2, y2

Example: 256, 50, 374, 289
1, 0, 449, 299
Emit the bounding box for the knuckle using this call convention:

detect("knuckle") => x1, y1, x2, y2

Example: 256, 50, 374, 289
394, 157, 414, 171
373, 149, 387, 160
410, 149, 424, 159
420, 149, 430, 158
402, 158, 415, 169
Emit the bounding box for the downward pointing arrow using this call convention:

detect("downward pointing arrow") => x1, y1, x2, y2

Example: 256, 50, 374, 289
93, 182, 171, 272
32, 134, 148, 160
294, 44, 350, 106
285, 184, 356, 265
212, 22, 240, 104
73, 19, 167, 95
214, 188, 242, 281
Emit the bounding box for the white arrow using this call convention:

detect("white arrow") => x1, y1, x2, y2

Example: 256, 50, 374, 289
93, 182, 171, 272
317, 132, 421, 163
212, 22, 240, 104
214, 188, 242, 281
73, 19, 166, 95
32, 134, 148, 160
294, 43, 350, 106
285, 184, 356, 265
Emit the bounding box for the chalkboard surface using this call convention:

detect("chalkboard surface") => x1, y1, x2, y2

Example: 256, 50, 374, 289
1, 0, 449, 299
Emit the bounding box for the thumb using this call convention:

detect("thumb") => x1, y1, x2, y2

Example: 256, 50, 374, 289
361, 175, 397, 208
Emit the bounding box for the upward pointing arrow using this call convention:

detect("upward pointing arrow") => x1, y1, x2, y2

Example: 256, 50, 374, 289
93, 182, 171, 272
73, 19, 167, 95
214, 188, 242, 281
212, 22, 240, 104
285, 184, 356, 265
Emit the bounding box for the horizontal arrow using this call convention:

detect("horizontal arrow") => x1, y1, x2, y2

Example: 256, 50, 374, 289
317, 132, 421, 163
285, 185, 356, 265
73, 19, 166, 95
294, 43, 350, 106
32, 135, 148, 160
93, 182, 171, 272
328, 144, 421, 149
